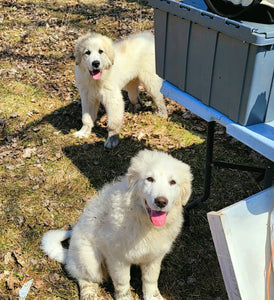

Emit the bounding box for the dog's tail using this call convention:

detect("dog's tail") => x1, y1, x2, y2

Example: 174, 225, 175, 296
41, 230, 72, 264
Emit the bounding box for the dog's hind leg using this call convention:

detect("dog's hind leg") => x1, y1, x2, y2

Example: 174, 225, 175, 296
66, 233, 104, 299
125, 78, 141, 113
140, 73, 167, 119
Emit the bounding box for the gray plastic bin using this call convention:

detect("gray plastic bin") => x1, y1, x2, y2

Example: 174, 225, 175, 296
150, 0, 274, 126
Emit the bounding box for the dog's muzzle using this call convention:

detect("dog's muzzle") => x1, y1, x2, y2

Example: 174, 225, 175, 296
89, 60, 102, 80
89, 68, 102, 80
145, 200, 168, 227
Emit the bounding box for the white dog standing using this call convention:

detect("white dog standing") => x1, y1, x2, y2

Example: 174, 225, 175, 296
73, 32, 168, 148
42, 150, 192, 300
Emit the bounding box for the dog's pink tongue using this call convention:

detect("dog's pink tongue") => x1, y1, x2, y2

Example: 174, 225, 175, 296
92, 71, 102, 80
150, 210, 167, 227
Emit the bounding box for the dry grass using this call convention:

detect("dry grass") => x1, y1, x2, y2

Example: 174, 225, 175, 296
0, 0, 269, 299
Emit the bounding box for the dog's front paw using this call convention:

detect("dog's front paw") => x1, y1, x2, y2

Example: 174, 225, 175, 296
115, 290, 133, 300
156, 109, 168, 120
73, 130, 90, 138
104, 134, 119, 148
143, 290, 164, 300
80, 288, 98, 300
81, 294, 97, 300
80, 282, 99, 300
73, 125, 91, 138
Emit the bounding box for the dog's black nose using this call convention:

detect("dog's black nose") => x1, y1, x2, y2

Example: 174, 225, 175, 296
92, 60, 100, 68
155, 197, 168, 208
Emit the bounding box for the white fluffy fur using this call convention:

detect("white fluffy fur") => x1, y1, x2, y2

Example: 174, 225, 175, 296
41, 150, 192, 300
73, 31, 168, 148
41, 230, 72, 263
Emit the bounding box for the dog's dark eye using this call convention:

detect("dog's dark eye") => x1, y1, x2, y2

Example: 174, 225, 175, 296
169, 180, 176, 185
146, 177, 154, 183
98, 49, 103, 54
85, 50, 91, 55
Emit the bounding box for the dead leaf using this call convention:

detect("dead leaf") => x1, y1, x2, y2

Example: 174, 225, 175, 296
10, 113, 19, 118
33, 278, 45, 289
137, 131, 145, 141
22, 147, 36, 159
32, 127, 40, 132
6, 275, 19, 291
49, 273, 61, 284
5, 165, 15, 170
55, 151, 62, 159
4, 252, 14, 265
12, 251, 26, 267
187, 276, 197, 284
0, 150, 12, 159
32, 185, 40, 190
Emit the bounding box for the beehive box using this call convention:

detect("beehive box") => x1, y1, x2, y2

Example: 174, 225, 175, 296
149, 0, 274, 126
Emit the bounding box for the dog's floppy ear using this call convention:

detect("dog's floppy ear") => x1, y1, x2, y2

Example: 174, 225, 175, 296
178, 164, 193, 206
74, 33, 92, 65
101, 35, 115, 68
126, 160, 139, 189
126, 150, 147, 189
74, 36, 83, 65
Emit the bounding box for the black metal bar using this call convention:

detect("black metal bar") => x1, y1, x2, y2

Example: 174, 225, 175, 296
186, 121, 215, 210
213, 161, 265, 173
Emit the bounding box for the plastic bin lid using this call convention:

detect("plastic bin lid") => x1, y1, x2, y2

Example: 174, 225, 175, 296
149, 0, 274, 45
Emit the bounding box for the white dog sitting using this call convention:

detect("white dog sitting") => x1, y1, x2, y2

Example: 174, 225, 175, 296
41, 150, 192, 300
73, 32, 168, 148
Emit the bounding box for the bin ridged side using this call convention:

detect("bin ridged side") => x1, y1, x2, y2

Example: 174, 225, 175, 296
164, 14, 190, 91
185, 23, 217, 105
210, 33, 249, 123
239, 45, 274, 125
154, 8, 167, 79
